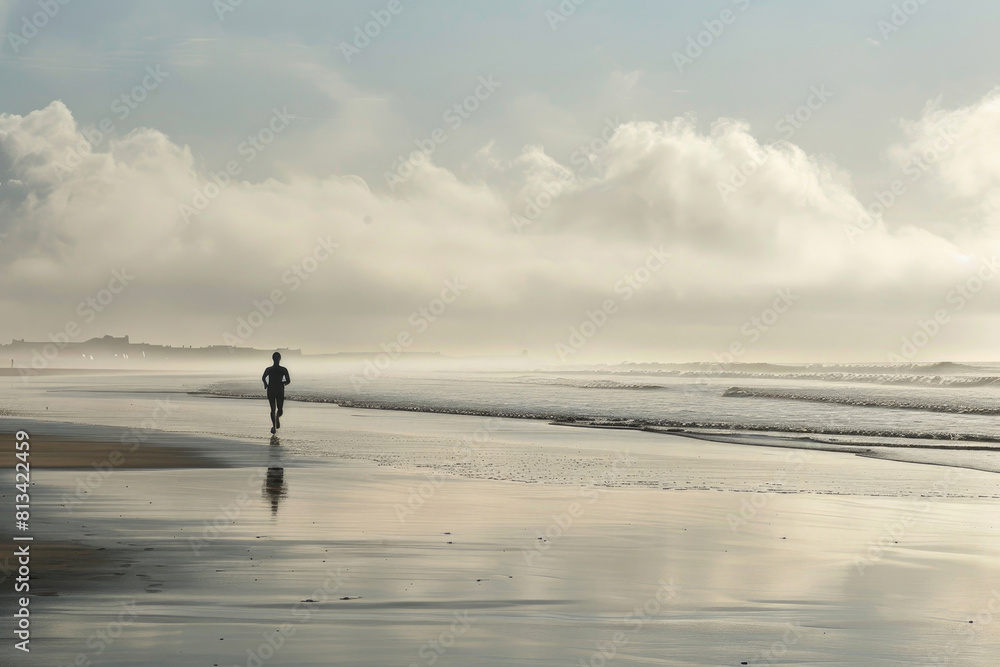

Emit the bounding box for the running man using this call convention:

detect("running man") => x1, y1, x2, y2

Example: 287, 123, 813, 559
262, 352, 291, 434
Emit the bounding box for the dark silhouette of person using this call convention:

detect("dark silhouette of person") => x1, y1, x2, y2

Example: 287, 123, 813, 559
262, 352, 290, 434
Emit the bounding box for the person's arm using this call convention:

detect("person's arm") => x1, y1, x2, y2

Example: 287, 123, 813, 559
262, 369, 269, 390
283, 368, 291, 387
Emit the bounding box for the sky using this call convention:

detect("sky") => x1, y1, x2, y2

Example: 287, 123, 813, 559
2, 0, 1000, 363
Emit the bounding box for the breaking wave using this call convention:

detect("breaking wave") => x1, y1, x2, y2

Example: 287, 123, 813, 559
537, 362, 1000, 388
589, 361, 984, 375
722, 386, 1000, 415
506, 377, 666, 390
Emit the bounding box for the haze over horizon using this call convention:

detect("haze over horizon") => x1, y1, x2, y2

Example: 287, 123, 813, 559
3, 1, 1000, 363
5, 331, 1000, 369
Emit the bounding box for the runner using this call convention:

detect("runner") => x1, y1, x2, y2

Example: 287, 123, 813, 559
261, 352, 291, 434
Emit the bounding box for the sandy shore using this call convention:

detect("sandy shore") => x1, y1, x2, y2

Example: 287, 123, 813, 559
1, 410, 1000, 666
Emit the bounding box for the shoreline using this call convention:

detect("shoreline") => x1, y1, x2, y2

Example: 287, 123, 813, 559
189, 390, 1000, 446
0, 392, 1000, 490
183, 391, 1000, 480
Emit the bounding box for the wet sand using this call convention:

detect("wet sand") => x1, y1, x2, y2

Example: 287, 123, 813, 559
1, 435, 227, 470
3, 413, 1000, 665
0, 429, 236, 656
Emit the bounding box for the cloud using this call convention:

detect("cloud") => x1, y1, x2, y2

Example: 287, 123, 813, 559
1, 90, 999, 361
892, 90, 1000, 202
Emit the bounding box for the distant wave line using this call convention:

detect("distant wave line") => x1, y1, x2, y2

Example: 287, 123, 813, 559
723, 386, 1000, 415
549, 370, 1000, 387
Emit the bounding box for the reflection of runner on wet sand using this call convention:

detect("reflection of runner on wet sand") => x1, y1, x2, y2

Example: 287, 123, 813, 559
264, 467, 286, 516
261, 352, 291, 435
264, 434, 287, 516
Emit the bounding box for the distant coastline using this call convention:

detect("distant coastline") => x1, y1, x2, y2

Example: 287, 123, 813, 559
0, 334, 446, 372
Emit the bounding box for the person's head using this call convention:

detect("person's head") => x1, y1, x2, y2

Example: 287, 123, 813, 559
272, 352, 281, 364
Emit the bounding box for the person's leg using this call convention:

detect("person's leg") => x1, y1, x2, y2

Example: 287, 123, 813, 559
275, 394, 284, 429
268, 394, 277, 432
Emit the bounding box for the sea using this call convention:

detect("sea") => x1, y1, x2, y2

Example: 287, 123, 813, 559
202, 361, 1000, 442
7, 360, 1000, 480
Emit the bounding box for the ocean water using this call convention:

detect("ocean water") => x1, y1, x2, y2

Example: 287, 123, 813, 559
201, 361, 1000, 444
7, 361, 1000, 483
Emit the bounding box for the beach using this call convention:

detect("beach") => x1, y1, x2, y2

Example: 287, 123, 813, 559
6, 3, 1000, 663
3, 371, 1000, 665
